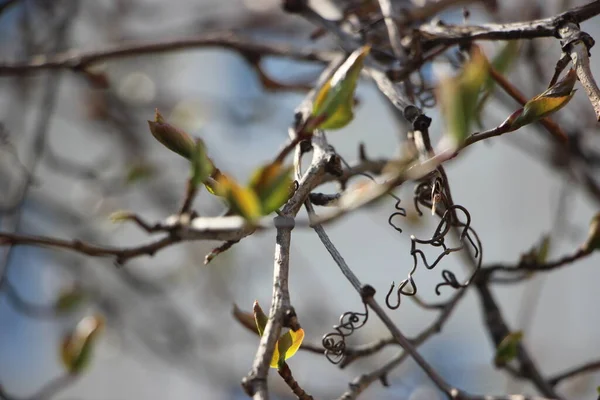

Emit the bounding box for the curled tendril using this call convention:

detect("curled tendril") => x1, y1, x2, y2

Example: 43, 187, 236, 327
322, 303, 369, 364
386, 180, 483, 310
387, 197, 407, 233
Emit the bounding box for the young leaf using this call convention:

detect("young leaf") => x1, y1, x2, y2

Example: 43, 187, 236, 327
190, 139, 214, 188
536, 235, 551, 263
125, 162, 155, 184
494, 331, 523, 367
439, 49, 489, 148
55, 288, 86, 314
147, 109, 196, 159
253, 301, 269, 337
310, 45, 370, 131
215, 174, 262, 221
271, 328, 304, 369
249, 161, 293, 214
584, 212, 600, 252
502, 69, 577, 131
61, 314, 105, 374
252, 301, 305, 369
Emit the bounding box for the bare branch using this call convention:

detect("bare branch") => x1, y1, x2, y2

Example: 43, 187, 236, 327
417, 0, 600, 49
558, 22, 600, 121
474, 276, 561, 398
549, 359, 600, 386
0, 31, 336, 76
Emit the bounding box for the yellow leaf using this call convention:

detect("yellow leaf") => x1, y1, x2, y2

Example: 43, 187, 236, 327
215, 174, 262, 221
270, 328, 304, 369
310, 46, 370, 131
506, 69, 577, 130
249, 161, 293, 214
61, 315, 105, 374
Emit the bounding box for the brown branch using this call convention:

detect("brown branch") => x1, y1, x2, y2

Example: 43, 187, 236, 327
548, 359, 600, 386
0, 31, 336, 76
485, 245, 593, 276
0, 232, 177, 265
474, 276, 561, 399
338, 290, 466, 399
277, 363, 314, 400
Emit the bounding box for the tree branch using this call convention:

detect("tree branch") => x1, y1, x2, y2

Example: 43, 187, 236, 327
417, 0, 600, 49
558, 21, 600, 121
474, 276, 560, 399
548, 359, 600, 386
0, 31, 335, 76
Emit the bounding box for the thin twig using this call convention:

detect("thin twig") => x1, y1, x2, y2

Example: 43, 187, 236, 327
548, 359, 600, 386
0, 32, 336, 76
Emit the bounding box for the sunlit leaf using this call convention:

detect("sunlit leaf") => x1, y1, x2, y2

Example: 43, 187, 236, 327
310, 46, 370, 131
584, 212, 600, 252
147, 109, 196, 159
61, 314, 105, 374
190, 139, 214, 188
252, 301, 305, 369
439, 48, 489, 148
249, 161, 293, 214
503, 69, 577, 131
215, 174, 262, 221
253, 301, 269, 337
494, 331, 523, 367
108, 210, 132, 223
271, 328, 304, 369
55, 288, 86, 314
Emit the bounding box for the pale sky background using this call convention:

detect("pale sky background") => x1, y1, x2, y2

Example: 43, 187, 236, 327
0, 0, 599, 399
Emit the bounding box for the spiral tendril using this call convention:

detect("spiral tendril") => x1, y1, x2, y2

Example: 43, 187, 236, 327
321, 303, 369, 364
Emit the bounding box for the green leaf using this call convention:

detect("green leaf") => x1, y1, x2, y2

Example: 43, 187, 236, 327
272, 328, 304, 369
147, 109, 196, 159
536, 235, 551, 263
249, 161, 293, 215
439, 48, 489, 148
61, 315, 105, 374
253, 301, 269, 337
475, 41, 521, 128
494, 331, 523, 367
504, 69, 577, 131
55, 288, 86, 314
190, 139, 214, 188
310, 45, 370, 131
125, 162, 155, 184
215, 174, 262, 221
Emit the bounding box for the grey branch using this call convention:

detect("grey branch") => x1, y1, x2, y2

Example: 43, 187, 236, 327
417, 0, 600, 49
558, 22, 600, 121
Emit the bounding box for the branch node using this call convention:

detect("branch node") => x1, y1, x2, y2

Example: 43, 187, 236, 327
360, 284, 376, 301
